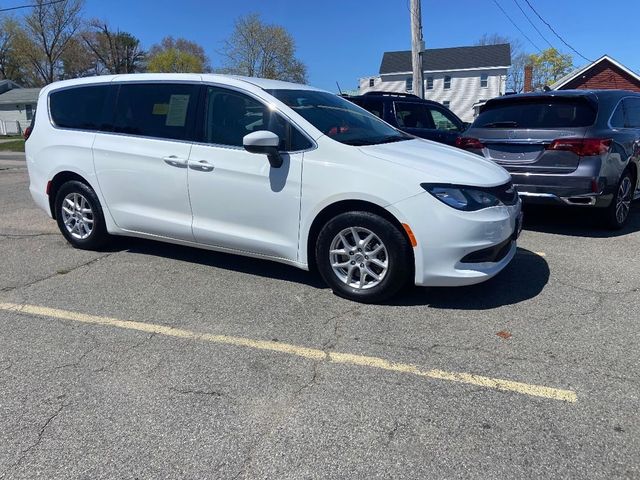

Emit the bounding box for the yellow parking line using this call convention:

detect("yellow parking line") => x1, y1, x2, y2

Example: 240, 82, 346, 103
0, 303, 576, 403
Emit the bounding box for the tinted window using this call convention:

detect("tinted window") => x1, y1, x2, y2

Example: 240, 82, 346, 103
475, 98, 597, 129
610, 102, 625, 128
267, 89, 409, 146
361, 99, 384, 119
395, 102, 435, 129
112, 83, 198, 141
429, 107, 460, 131
50, 85, 110, 131
623, 98, 640, 128
204, 87, 312, 151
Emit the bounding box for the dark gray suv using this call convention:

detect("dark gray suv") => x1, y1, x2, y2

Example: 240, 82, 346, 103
457, 90, 640, 228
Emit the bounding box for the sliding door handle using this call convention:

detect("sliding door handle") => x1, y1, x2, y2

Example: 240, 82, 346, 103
163, 156, 189, 168
188, 160, 214, 172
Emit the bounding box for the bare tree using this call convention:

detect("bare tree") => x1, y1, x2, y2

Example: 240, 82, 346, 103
476, 34, 527, 93
81, 20, 145, 74
16, 0, 84, 85
221, 13, 307, 83
0, 17, 22, 81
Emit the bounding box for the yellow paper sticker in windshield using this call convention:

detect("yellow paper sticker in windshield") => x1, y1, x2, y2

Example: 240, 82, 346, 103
152, 103, 169, 115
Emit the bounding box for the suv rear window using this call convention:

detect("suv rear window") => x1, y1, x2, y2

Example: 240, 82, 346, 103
475, 98, 596, 129
50, 85, 111, 131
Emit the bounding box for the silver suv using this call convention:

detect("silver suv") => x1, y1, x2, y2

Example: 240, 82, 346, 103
458, 90, 640, 228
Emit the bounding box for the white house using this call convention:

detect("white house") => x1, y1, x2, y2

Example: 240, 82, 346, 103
0, 80, 40, 135
359, 44, 511, 122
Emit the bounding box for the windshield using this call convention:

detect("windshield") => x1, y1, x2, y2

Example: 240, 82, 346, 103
474, 98, 597, 129
266, 89, 410, 146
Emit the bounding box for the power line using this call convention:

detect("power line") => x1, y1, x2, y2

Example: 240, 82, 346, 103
492, 0, 542, 52
0, 0, 65, 12
521, 0, 592, 62
512, 0, 554, 49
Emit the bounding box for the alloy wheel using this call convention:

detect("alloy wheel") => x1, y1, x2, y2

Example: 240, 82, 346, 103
329, 227, 388, 289
616, 176, 633, 225
61, 192, 94, 240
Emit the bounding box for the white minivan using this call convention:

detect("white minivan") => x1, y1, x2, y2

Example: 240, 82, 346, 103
26, 74, 522, 303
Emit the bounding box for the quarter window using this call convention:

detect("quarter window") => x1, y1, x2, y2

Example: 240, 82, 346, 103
203, 87, 311, 151
610, 102, 625, 128
480, 74, 488, 88
50, 84, 111, 131
112, 83, 198, 141
444, 76, 452, 89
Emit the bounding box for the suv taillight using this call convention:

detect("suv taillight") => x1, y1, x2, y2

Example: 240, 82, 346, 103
455, 137, 485, 150
547, 138, 611, 156
23, 126, 32, 141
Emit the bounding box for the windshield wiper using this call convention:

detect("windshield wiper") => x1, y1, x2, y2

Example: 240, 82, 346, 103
480, 121, 519, 128
346, 135, 409, 146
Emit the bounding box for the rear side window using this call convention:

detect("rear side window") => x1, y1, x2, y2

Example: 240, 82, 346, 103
395, 102, 436, 129
112, 83, 199, 141
623, 98, 640, 128
361, 99, 384, 119
475, 98, 597, 129
50, 85, 110, 131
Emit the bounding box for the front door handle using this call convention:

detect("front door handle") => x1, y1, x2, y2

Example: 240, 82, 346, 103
163, 156, 189, 168
188, 160, 214, 172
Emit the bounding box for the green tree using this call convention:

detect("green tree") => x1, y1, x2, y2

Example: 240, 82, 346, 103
146, 37, 208, 73
528, 48, 573, 90
221, 13, 307, 83
0, 17, 27, 83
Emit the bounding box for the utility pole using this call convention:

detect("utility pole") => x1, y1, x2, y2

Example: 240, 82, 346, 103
410, 0, 425, 98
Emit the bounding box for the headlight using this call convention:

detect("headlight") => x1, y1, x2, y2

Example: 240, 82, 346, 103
421, 183, 503, 211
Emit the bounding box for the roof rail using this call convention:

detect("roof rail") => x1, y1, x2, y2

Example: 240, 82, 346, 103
363, 91, 420, 98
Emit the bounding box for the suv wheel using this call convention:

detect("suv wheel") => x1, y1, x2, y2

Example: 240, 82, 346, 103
315, 211, 412, 303
55, 180, 110, 250
603, 170, 634, 229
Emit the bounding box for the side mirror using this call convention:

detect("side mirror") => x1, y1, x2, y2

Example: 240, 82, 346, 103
243, 130, 283, 168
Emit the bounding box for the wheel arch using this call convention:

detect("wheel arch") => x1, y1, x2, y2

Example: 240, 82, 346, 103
305, 199, 415, 273
48, 171, 93, 220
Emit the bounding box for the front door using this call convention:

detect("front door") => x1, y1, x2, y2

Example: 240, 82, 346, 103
187, 86, 311, 261
93, 81, 200, 241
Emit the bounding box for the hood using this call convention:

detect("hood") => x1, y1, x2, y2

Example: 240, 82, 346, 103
358, 138, 511, 187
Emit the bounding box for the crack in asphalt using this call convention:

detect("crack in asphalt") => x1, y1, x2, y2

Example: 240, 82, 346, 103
0, 232, 58, 239
169, 387, 224, 397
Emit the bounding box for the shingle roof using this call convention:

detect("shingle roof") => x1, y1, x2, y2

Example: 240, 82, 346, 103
0, 88, 41, 105
0, 80, 22, 94
379, 44, 511, 74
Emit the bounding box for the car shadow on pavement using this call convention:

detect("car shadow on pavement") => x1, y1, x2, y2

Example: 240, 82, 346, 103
521, 202, 640, 238
391, 247, 550, 309
121, 237, 327, 289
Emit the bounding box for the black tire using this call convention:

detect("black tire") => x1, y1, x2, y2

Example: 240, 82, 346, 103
315, 211, 413, 303
54, 180, 111, 250
601, 169, 635, 230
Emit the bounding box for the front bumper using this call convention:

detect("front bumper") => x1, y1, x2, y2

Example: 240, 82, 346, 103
387, 192, 522, 287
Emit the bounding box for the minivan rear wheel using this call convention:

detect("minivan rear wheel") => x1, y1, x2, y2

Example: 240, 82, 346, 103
602, 170, 634, 230
55, 180, 110, 250
315, 211, 412, 303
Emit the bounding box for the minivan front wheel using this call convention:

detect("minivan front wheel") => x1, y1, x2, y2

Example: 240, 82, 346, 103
55, 180, 110, 250
603, 170, 634, 229
316, 212, 412, 303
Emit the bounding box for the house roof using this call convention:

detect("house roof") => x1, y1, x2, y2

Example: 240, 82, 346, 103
549, 55, 640, 90
0, 88, 41, 105
379, 44, 511, 74
0, 80, 22, 94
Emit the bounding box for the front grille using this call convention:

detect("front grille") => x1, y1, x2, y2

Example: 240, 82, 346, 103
460, 237, 514, 264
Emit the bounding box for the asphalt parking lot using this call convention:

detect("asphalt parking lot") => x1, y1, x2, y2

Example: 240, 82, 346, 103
1, 152, 639, 479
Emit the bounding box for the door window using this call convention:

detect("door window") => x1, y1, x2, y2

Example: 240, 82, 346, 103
623, 98, 640, 128
203, 86, 311, 151
394, 102, 436, 129
112, 83, 199, 141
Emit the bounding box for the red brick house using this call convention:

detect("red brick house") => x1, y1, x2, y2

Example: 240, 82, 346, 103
549, 55, 640, 92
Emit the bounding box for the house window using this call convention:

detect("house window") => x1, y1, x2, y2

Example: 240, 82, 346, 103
369, 78, 375, 87
426, 77, 434, 90
26, 104, 33, 121
442, 101, 451, 109
480, 74, 488, 88
444, 76, 451, 89
405, 77, 413, 92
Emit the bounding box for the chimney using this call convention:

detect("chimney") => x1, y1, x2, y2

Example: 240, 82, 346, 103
523, 64, 533, 92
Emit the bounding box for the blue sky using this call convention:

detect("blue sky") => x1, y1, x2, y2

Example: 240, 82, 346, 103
15, 0, 640, 90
